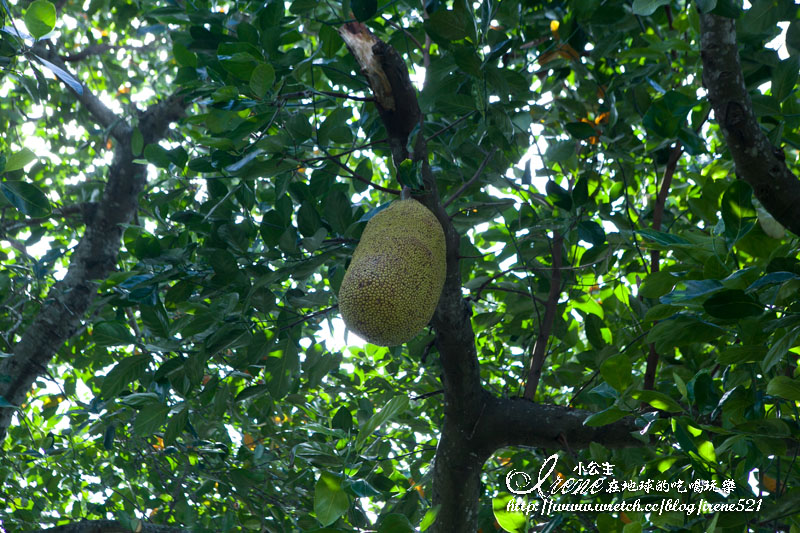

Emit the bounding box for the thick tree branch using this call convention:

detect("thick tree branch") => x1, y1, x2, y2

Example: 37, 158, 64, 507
477, 395, 644, 454
700, 13, 800, 235
0, 90, 185, 440
338, 22, 421, 165
33, 520, 190, 533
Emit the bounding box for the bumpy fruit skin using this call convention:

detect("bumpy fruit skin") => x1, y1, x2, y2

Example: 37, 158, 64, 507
338, 199, 446, 346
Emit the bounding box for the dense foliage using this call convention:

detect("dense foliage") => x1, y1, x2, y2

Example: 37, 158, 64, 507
2, 0, 800, 531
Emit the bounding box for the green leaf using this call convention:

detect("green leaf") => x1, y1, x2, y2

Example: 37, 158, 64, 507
601, 353, 632, 392
492, 494, 526, 533
314, 472, 350, 526
133, 403, 170, 436
3, 148, 37, 172
331, 406, 353, 432
424, 8, 470, 42
564, 121, 597, 140
24, 0, 56, 39
31, 54, 83, 94
787, 20, 800, 55
766, 376, 800, 402
250, 62, 275, 97
763, 326, 800, 373
164, 406, 188, 445
172, 42, 197, 68
144, 144, 173, 169
351, 0, 377, 21
355, 395, 409, 450
1, 180, 51, 217
544, 140, 575, 163
721, 180, 756, 245
377, 513, 414, 533
631, 0, 670, 15
577, 220, 605, 247
583, 406, 628, 427
647, 315, 724, 352
717, 345, 767, 365
131, 128, 143, 156
263, 342, 299, 399
297, 201, 322, 237
100, 354, 151, 399
772, 56, 799, 102
545, 180, 572, 210
631, 390, 683, 413
324, 190, 352, 234
702, 289, 763, 319
639, 271, 677, 299
420, 505, 440, 531
92, 321, 135, 347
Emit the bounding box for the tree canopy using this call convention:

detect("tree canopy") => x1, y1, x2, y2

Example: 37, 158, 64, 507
1, 0, 800, 531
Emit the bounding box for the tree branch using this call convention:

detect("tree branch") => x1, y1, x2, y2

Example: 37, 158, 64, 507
643, 143, 681, 390
0, 92, 185, 440
477, 395, 644, 454
443, 147, 498, 208
31, 43, 131, 143
699, 12, 800, 235
33, 520, 190, 533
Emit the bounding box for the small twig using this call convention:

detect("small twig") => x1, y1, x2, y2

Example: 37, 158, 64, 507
302, 139, 386, 163
426, 112, 476, 143
280, 306, 337, 331
280, 89, 375, 102
323, 151, 400, 194
383, 16, 425, 52
523, 231, 563, 400
443, 147, 499, 208
410, 389, 444, 401
643, 142, 681, 392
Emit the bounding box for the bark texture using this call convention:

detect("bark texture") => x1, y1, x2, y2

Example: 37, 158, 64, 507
700, 12, 800, 235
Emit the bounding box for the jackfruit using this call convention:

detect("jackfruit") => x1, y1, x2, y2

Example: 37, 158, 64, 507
338, 199, 446, 346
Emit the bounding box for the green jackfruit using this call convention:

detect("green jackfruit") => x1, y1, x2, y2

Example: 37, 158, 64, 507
338, 199, 446, 346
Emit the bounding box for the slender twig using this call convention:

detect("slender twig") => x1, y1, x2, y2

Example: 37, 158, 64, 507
280, 89, 375, 102
642, 143, 682, 392
280, 306, 337, 331
523, 231, 563, 400
321, 151, 400, 194
383, 16, 425, 52
443, 147, 499, 208
426, 112, 477, 143
301, 139, 386, 163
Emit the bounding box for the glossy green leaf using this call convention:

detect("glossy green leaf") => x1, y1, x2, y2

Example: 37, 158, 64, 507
355, 396, 409, 450
249, 62, 275, 97
314, 472, 350, 526
100, 354, 151, 399
1, 180, 51, 217
600, 353, 632, 392
766, 376, 800, 402
702, 289, 763, 319
631, 390, 683, 413
3, 148, 37, 173
24, 0, 56, 39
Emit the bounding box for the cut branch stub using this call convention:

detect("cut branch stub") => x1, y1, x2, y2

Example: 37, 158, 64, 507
338, 22, 421, 166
